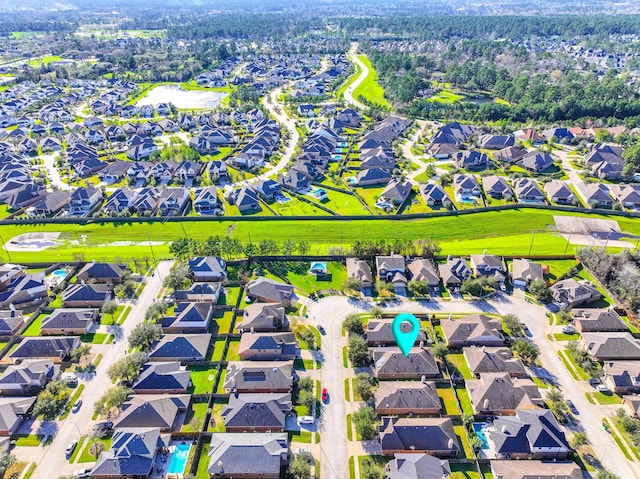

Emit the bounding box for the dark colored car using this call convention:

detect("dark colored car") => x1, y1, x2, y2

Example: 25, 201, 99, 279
317, 325, 326, 335
566, 400, 578, 415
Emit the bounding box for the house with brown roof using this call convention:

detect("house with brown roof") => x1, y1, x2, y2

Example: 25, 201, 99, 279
510, 259, 543, 288
407, 259, 440, 287
378, 417, 460, 457
491, 460, 581, 479
366, 319, 427, 347
62, 283, 113, 308
374, 380, 440, 415
441, 315, 505, 348
572, 308, 629, 332
244, 277, 295, 307
463, 346, 527, 378
345, 258, 373, 293
131, 362, 191, 394
551, 279, 601, 308
76, 262, 128, 284
221, 393, 291, 432
371, 347, 439, 380
113, 395, 190, 432
40, 308, 98, 335
581, 333, 640, 361
237, 303, 287, 333
238, 332, 299, 361
465, 373, 542, 414
223, 361, 294, 394
623, 395, 640, 417
603, 361, 640, 393
438, 257, 471, 289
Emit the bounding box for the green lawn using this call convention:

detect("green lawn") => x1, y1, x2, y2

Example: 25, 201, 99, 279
271, 196, 332, 216
428, 89, 465, 104
0, 209, 638, 263
26, 55, 62, 67
607, 417, 638, 461
318, 188, 371, 216
188, 365, 217, 394
352, 55, 391, 109
553, 333, 580, 341
346, 414, 353, 441
451, 463, 482, 479
181, 400, 209, 432
196, 443, 211, 479
220, 286, 241, 307
283, 262, 347, 294
211, 339, 227, 362
77, 436, 112, 463
68, 437, 85, 463
446, 353, 473, 379
22, 313, 47, 336
585, 392, 622, 405
336, 62, 361, 100
80, 333, 110, 344
437, 386, 459, 415
454, 424, 474, 459
558, 350, 590, 381
288, 430, 312, 443
455, 386, 474, 415
226, 340, 240, 361
212, 310, 234, 335
12, 435, 44, 447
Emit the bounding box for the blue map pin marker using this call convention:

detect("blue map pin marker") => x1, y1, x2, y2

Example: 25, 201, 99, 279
392, 313, 421, 357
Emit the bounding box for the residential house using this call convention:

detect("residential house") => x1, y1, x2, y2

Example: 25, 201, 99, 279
62, 283, 113, 308
482, 176, 512, 200
345, 258, 373, 294
131, 362, 191, 394
102, 188, 137, 215
0, 309, 24, 336
488, 409, 570, 460
68, 186, 102, 217
603, 361, 640, 393
453, 150, 490, 170
126, 138, 158, 161
624, 395, 640, 417
493, 146, 527, 164
244, 277, 295, 307
376, 255, 406, 282
463, 346, 527, 377
374, 380, 441, 415
572, 308, 629, 332
615, 184, 640, 210
510, 259, 543, 288
438, 257, 471, 289
148, 334, 211, 362
208, 161, 229, 184
491, 460, 581, 479
161, 302, 213, 333
76, 262, 128, 284
385, 454, 451, 479
222, 393, 292, 432
10, 337, 80, 363
366, 319, 427, 347
91, 427, 166, 479
581, 333, 640, 361
470, 253, 506, 284
188, 256, 227, 282
550, 279, 601, 308
157, 188, 189, 216
465, 373, 542, 414
378, 417, 460, 457
238, 303, 287, 333
420, 183, 452, 207
514, 178, 545, 203
28, 191, 69, 217
452, 174, 481, 202
379, 181, 413, 207
278, 170, 310, 192
113, 395, 190, 432
585, 143, 625, 180
253, 179, 282, 202
430, 121, 476, 146
544, 180, 576, 205
0, 359, 58, 395
441, 315, 505, 348
174, 282, 222, 303
372, 347, 439, 380
192, 187, 220, 216
542, 127, 573, 141
0, 273, 47, 308
98, 161, 130, 184
0, 397, 36, 436
223, 361, 295, 394
355, 168, 392, 186
40, 308, 98, 335
517, 151, 555, 172
238, 332, 299, 361
0, 264, 25, 289
207, 433, 288, 479
229, 186, 261, 213
576, 182, 613, 208
480, 134, 515, 150
428, 142, 460, 159
407, 259, 440, 288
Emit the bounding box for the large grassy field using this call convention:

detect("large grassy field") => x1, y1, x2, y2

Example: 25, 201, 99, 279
352, 55, 392, 109
2, 209, 639, 263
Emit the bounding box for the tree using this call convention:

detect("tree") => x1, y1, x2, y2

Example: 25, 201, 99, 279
94, 386, 131, 419
0, 452, 16, 478
571, 432, 590, 450
163, 262, 191, 290
145, 301, 168, 322
343, 277, 362, 291
370, 306, 383, 318
596, 471, 619, 479
360, 457, 384, 479
528, 278, 552, 303
128, 322, 162, 351
407, 280, 429, 296
511, 339, 539, 363
107, 351, 148, 383
298, 377, 313, 392
502, 314, 524, 337
431, 342, 448, 363
115, 280, 137, 299
33, 380, 70, 420
461, 278, 484, 297
353, 405, 377, 440
300, 328, 316, 350
72, 343, 92, 366
101, 299, 119, 321
289, 454, 311, 479
343, 314, 364, 336
348, 335, 370, 367
354, 373, 377, 401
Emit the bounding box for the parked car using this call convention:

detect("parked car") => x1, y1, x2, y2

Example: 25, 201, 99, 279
596, 384, 609, 393
566, 400, 578, 415
297, 415, 315, 425
73, 468, 92, 478
317, 324, 326, 335
65, 441, 77, 456
562, 325, 577, 334
295, 447, 311, 455
72, 399, 82, 413
321, 388, 328, 402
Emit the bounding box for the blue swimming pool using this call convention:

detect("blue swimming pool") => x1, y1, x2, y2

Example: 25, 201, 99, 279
472, 423, 490, 449
167, 443, 191, 474
51, 269, 67, 279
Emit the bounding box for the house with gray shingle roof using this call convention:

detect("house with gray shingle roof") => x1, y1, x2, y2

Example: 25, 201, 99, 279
222, 393, 291, 432
174, 282, 221, 303
510, 258, 543, 288
379, 181, 412, 206
614, 184, 640, 209
488, 409, 570, 459
577, 182, 614, 208
245, 277, 295, 307
604, 361, 640, 393
407, 259, 440, 287
132, 362, 191, 394
482, 176, 512, 199
374, 381, 440, 415
40, 308, 98, 335
581, 333, 640, 361
491, 460, 582, 479
438, 257, 471, 288
466, 373, 542, 414
517, 151, 555, 172
572, 308, 629, 332
0, 359, 58, 395
91, 427, 167, 479
113, 395, 190, 432
378, 417, 460, 457
0, 397, 36, 435
223, 361, 294, 394
514, 178, 545, 203
463, 346, 527, 377
550, 278, 601, 308
239, 332, 299, 361
148, 334, 211, 362
420, 183, 451, 207
346, 258, 373, 293
372, 347, 439, 380
188, 256, 226, 282
237, 303, 287, 333
10, 337, 80, 363
544, 180, 576, 205
76, 262, 127, 284
366, 319, 427, 347
385, 454, 451, 479
161, 301, 213, 333
207, 433, 288, 478
62, 283, 112, 308
441, 315, 504, 348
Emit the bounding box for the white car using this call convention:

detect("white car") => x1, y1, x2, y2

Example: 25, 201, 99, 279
297, 415, 315, 425
596, 384, 609, 393
295, 447, 312, 455
65, 440, 77, 456
72, 399, 82, 413
73, 468, 92, 478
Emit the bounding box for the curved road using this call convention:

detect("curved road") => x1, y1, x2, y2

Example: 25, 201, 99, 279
344, 44, 368, 110
307, 294, 638, 479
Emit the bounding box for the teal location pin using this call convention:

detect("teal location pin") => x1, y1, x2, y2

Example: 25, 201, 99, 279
392, 313, 421, 357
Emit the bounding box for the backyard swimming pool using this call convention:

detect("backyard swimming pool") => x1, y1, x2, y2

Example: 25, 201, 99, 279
51, 269, 67, 280
472, 423, 490, 450
167, 443, 191, 475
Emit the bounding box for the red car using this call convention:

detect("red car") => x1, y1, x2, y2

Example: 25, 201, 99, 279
321, 388, 328, 402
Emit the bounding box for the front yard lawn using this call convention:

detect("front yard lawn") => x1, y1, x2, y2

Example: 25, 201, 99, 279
77, 436, 112, 463
585, 391, 622, 405
12, 435, 44, 447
